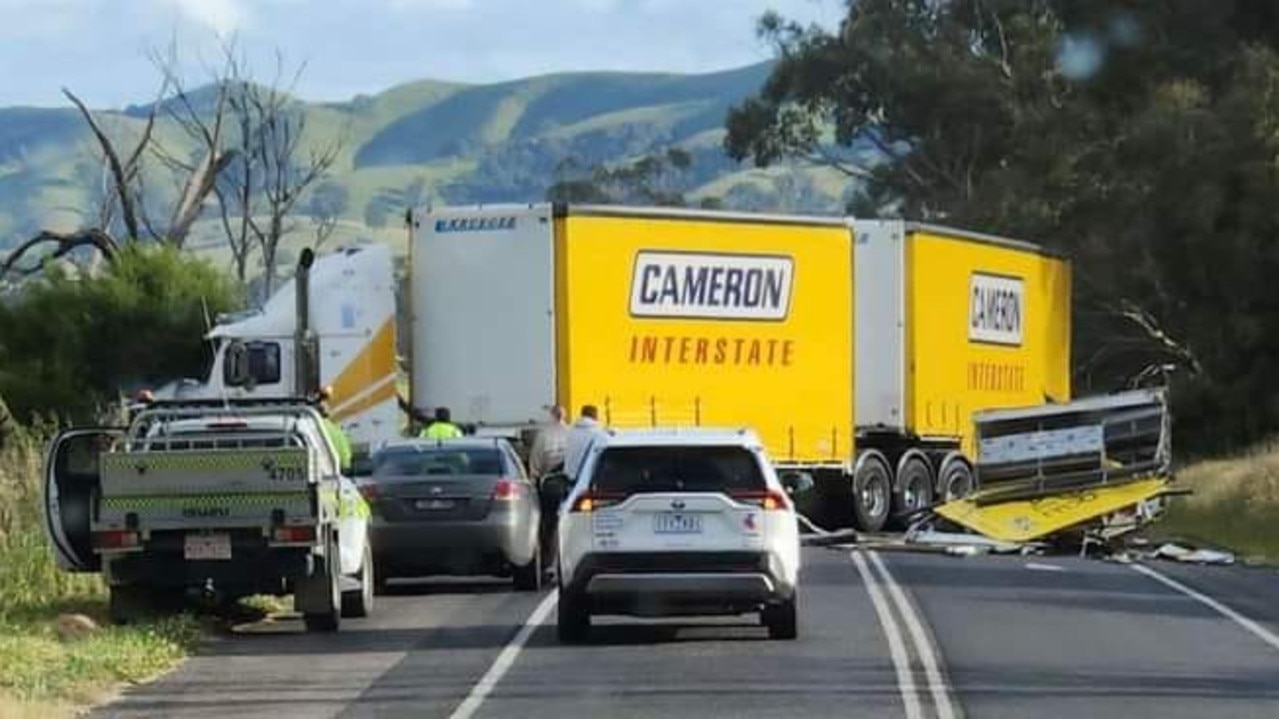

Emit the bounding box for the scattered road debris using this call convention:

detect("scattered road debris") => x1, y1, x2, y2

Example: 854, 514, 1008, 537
1151, 543, 1237, 566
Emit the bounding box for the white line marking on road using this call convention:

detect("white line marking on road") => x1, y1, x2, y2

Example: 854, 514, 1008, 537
870, 550, 958, 719
852, 550, 923, 719
1025, 562, 1065, 572
448, 590, 559, 719
1132, 563, 1279, 653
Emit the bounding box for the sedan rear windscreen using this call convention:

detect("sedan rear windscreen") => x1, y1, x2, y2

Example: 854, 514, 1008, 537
373, 448, 503, 477
590, 446, 766, 494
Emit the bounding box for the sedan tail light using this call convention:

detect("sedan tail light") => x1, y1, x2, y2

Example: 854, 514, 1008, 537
492, 479, 528, 501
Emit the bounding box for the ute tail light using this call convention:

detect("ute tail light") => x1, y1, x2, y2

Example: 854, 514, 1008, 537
569, 491, 624, 513
92, 529, 141, 551
272, 525, 317, 544
492, 479, 527, 501
730, 489, 790, 511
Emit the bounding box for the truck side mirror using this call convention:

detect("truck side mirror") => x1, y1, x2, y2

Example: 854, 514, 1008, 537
779, 470, 815, 497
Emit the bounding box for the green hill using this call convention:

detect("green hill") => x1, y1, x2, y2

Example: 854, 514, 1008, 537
0, 62, 863, 258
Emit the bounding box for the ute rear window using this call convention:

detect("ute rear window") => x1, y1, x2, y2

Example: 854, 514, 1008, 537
589, 446, 765, 495
373, 448, 503, 477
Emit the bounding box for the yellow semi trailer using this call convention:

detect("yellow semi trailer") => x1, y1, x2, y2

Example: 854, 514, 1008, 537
410, 204, 1071, 532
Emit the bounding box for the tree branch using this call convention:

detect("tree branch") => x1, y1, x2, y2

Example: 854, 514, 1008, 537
63, 88, 143, 242
0, 229, 119, 282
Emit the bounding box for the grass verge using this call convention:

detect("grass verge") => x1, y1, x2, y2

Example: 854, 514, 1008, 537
0, 429, 203, 717
1156, 439, 1279, 563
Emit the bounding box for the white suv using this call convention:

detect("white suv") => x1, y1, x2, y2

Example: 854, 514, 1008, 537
548, 428, 804, 642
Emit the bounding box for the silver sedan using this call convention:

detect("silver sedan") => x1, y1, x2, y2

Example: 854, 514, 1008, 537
360, 437, 545, 592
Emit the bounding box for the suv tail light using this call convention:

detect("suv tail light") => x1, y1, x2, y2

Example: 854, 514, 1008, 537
357, 483, 379, 503
730, 489, 790, 511
570, 491, 624, 513
493, 479, 527, 501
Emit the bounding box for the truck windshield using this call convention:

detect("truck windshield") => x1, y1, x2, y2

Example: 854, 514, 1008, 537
589, 446, 765, 495
373, 447, 504, 477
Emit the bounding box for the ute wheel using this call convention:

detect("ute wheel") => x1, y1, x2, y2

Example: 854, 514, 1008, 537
513, 546, 543, 592
108, 584, 150, 625
303, 533, 341, 633
556, 587, 590, 643
852, 453, 892, 532
342, 538, 374, 618
892, 455, 935, 525
763, 594, 799, 640
939, 459, 975, 502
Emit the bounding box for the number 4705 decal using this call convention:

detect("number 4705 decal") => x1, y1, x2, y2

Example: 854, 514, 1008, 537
261, 459, 306, 482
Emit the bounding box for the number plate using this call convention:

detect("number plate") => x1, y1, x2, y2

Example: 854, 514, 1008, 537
415, 499, 456, 511
184, 533, 231, 561
653, 513, 703, 535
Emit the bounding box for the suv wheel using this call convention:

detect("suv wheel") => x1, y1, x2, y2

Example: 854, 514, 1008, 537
763, 594, 798, 640
557, 586, 590, 643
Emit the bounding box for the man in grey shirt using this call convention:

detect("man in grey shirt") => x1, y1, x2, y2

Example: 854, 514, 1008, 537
529, 405, 569, 480
563, 404, 607, 480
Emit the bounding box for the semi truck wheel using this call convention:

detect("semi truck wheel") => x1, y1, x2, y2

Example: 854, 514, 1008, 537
108, 584, 150, 625
852, 452, 891, 532
892, 454, 934, 523
938, 457, 975, 501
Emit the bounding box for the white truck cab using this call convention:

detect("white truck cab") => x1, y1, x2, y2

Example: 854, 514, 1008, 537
155, 243, 401, 454
551, 427, 806, 642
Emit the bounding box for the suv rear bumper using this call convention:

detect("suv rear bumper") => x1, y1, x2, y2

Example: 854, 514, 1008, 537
565, 551, 795, 614
586, 572, 776, 600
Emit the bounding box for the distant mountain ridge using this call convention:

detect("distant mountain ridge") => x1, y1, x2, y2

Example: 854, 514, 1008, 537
0, 61, 860, 254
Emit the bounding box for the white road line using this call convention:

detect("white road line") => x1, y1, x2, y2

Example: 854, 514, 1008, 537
869, 551, 959, 719
448, 590, 559, 719
1132, 563, 1279, 653
852, 550, 923, 719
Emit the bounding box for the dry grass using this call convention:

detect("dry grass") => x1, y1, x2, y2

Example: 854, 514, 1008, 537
0, 428, 201, 715
1157, 439, 1279, 562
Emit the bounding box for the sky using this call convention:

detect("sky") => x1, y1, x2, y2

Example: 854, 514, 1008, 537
0, 0, 845, 108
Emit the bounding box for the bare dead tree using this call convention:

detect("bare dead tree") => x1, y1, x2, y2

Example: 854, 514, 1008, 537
146, 39, 240, 249
223, 52, 343, 295
215, 53, 259, 282
305, 181, 349, 250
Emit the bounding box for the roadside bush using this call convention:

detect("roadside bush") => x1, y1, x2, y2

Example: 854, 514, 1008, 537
0, 424, 201, 712
0, 244, 241, 425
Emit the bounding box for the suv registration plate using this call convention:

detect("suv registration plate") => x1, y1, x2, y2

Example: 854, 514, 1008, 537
184, 533, 232, 560
653, 513, 702, 535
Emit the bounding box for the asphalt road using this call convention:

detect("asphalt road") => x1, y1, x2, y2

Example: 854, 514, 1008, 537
91, 548, 1279, 719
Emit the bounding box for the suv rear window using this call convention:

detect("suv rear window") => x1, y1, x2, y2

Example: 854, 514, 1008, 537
373, 448, 504, 477
590, 446, 765, 494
